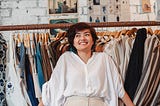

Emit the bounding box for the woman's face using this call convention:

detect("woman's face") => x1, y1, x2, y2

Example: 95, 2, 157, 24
73, 29, 94, 53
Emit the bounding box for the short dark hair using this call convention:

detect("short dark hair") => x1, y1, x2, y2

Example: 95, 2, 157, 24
66, 22, 98, 53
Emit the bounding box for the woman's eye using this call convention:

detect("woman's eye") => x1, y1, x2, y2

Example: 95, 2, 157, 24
85, 34, 90, 36
75, 34, 80, 37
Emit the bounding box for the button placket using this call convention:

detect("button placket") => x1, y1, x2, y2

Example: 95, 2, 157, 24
84, 65, 92, 93
84, 65, 88, 87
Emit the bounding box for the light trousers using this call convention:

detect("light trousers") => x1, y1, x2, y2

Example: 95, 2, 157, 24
64, 96, 107, 106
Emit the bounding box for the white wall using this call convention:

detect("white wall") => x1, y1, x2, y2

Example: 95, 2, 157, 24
0, 0, 158, 25
0, 0, 159, 40
129, 0, 157, 21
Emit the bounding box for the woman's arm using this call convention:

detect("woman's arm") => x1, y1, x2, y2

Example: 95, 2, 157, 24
122, 92, 135, 106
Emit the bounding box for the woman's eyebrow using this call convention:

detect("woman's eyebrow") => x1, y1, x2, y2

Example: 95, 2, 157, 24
84, 31, 91, 34
76, 31, 91, 34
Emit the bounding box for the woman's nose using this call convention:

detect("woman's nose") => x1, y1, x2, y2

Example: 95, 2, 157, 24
79, 35, 85, 39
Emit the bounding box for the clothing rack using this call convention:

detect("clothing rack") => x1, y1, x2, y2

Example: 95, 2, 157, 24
0, 21, 160, 31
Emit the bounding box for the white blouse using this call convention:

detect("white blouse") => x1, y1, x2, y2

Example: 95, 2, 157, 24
42, 51, 125, 106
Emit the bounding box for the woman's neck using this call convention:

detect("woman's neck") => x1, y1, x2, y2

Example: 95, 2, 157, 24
77, 51, 92, 64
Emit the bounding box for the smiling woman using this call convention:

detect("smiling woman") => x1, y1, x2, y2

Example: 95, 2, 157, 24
38, 22, 135, 106
73, 29, 94, 54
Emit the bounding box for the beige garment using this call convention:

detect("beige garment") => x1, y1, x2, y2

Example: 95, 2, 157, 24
64, 96, 107, 106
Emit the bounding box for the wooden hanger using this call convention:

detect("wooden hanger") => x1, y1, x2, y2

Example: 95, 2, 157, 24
147, 28, 153, 35
120, 29, 128, 35
114, 31, 121, 38
14, 33, 21, 45
17, 33, 23, 43
39, 33, 43, 42
56, 32, 64, 39
96, 32, 101, 36
42, 33, 45, 44
24, 33, 30, 48
35, 32, 39, 43
104, 31, 111, 36
98, 31, 111, 43
125, 28, 137, 37
153, 29, 159, 35
109, 31, 119, 38
45, 32, 50, 43
158, 30, 160, 35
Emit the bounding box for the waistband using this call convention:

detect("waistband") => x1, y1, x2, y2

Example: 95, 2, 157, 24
64, 96, 106, 106
66, 96, 104, 102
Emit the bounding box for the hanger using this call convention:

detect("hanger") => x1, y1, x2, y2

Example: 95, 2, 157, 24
45, 32, 50, 43
125, 28, 137, 37
14, 33, 20, 46
96, 32, 101, 36
42, 33, 45, 44
98, 31, 111, 43
156, 30, 160, 35
114, 31, 121, 38
153, 29, 159, 35
35, 32, 39, 43
104, 31, 111, 36
147, 28, 153, 35
158, 30, 160, 35
97, 31, 106, 41
95, 41, 106, 52
17, 33, 23, 43
24, 33, 30, 48
109, 31, 119, 38
120, 29, 128, 35
38, 33, 43, 43
56, 32, 64, 39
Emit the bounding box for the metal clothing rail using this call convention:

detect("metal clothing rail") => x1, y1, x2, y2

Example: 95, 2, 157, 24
0, 21, 160, 31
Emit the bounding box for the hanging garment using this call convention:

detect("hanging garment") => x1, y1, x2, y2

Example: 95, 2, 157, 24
133, 35, 160, 106
48, 40, 61, 68
6, 36, 32, 106
27, 40, 42, 98
40, 43, 52, 81
25, 54, 39, 106
141, 38, 160, 105
35, 42, 45, 90
103, 35, 134, 81
0, 33, 7, 106
123, 36, 135, 80
124, 28, 147, 100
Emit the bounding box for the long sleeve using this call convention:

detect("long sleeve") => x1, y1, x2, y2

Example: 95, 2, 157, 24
108, 55, 125, 98
103, 53, 125, 106
42, 54, 66, 106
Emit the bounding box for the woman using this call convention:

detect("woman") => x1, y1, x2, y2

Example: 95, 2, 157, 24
38, 22, 135, 106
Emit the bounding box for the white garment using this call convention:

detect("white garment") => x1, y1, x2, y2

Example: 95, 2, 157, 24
42, 51, 125, 106
6, 36, 31, 106
123, 36, 135, 80
103, 35, 135, 81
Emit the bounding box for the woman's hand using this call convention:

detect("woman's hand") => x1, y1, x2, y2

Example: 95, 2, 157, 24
122, 92, 135, 106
